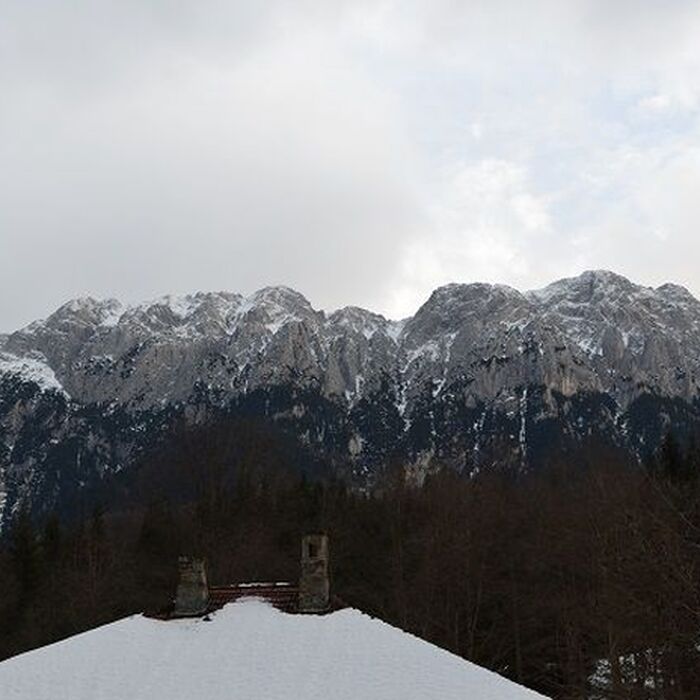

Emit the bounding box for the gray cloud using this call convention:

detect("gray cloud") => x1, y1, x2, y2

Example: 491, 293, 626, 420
2, 1, 700, 330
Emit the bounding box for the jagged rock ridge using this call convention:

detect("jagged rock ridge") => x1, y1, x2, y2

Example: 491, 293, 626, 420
2, 271, 700, 530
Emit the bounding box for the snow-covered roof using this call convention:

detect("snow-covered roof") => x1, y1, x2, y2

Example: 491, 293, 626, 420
0, 599, 547, 699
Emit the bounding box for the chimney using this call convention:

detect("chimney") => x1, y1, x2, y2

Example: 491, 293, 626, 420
299, 533, 330, 613
174, 556, 209, 616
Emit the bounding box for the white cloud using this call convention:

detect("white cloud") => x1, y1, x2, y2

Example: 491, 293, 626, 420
638, 94, 673, 113
0, 7, 425, 327
2, 1, 700, 328
575, 142, 700, 290
385, 159, 557, 317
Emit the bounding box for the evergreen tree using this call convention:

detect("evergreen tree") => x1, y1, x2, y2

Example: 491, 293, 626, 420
10, 510, 43, 600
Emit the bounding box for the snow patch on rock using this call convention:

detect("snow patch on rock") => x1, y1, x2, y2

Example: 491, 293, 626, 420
0, 352, 66, 396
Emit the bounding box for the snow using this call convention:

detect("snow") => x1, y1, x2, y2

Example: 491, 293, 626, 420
386, 318, 407, 343
328, 307, 390, 340
50, 297, 125, 327
528, 269, 633, 305
0, 599, 547, 700
348, 432, 365, 457
588, 650, 661, 698
100, 304, 125, 327
0, 470, 6, 534
230, 287, 312, 336
156, 294, 203, 319
0, 352, 67, 395
519, 387, 528, 460
405, 339, 441, 366
265, 312, 297, 335
92, 299, 126, 327
528, 269, 700, 361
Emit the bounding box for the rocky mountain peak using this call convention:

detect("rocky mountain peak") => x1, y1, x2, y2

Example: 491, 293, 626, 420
4, 270, 700, 533
120, 292, 243, 338
405, 282, 531, 343
655, 282, 698, 305
244, 286, 317, 322
529, 269, 638, 306
327, 306, 390, 340
235, 286, 320, 335
424, 282, 525, 307
42, 296, 124, 330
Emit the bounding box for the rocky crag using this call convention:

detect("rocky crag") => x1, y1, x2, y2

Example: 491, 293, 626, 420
2, 270, 700, 531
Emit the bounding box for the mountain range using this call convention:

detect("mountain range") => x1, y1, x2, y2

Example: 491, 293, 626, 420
2, 269, 700, 532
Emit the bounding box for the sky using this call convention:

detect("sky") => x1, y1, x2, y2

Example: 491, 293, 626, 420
2, 1, 700, 330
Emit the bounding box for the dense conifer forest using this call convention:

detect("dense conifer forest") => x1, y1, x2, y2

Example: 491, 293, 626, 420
1, 419, 699, 698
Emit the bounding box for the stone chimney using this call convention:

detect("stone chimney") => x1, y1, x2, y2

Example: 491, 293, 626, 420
299, 533, 330, 613
174, 556, 209, 616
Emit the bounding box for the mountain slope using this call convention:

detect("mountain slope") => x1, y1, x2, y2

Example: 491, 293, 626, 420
2, 271, 700, 530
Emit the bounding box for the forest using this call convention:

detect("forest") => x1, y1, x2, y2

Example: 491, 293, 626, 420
1, 419, 699, 699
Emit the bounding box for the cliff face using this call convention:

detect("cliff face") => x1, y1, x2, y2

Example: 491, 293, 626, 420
2, 270, 700, 530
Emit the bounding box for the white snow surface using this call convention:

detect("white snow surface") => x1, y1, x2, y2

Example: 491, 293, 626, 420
0, 599, 546, 700
0, 352, 66, 395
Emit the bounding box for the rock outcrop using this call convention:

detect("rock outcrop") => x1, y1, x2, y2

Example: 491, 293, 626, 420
2, 271, 700, 531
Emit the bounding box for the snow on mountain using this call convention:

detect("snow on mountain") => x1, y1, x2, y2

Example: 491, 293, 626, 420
0, 351, 67, 396
327, 306, 390, 340
109, 292, 243, 338
530, 270, 700, 402
0, 599, 547, 700
6, 272, 699, 409
240, 285, 321, 334
530, 270, 700, 357
3, 271, 700, 531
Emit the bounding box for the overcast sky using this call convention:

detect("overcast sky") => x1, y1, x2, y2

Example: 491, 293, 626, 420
2, 1, 700, 330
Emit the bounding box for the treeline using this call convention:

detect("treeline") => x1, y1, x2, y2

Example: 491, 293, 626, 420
1, 422, 699, 699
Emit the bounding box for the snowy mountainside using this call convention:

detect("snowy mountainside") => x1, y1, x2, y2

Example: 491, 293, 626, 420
0, 599, 547, 699
2, 271, 700, 530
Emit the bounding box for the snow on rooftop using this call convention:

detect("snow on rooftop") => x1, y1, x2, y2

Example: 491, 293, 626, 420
0, 599, 546, 700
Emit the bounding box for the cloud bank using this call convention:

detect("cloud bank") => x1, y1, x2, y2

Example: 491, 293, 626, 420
2, 1, 700, 329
